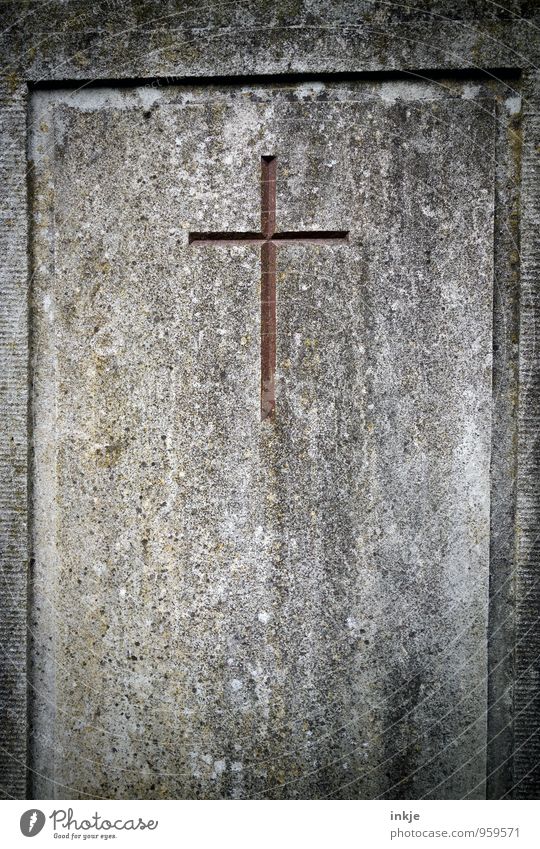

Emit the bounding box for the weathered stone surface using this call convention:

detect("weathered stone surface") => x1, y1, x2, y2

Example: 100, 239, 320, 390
1, 1, 539, 81
514, 70, 540, 801
0, 84, 28, 801
1, 0, 538, 803
29, 81, 496, 799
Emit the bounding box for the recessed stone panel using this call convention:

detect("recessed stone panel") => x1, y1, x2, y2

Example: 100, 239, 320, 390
30, 82, 495, 799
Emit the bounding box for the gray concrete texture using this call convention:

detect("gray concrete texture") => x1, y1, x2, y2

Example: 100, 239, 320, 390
2, 1, 540, 81
28, 80, 497, 798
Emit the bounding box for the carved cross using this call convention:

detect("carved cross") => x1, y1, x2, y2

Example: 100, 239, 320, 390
189, 156, 349, 420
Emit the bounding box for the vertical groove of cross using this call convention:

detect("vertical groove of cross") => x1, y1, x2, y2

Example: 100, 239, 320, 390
261, 155, 276, 238
260, 156, 277, 421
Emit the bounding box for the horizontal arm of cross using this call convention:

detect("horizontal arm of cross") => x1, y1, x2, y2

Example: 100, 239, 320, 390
188, 230, 349, 246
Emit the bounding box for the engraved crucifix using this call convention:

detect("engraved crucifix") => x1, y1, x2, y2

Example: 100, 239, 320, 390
189, 156, 349, 421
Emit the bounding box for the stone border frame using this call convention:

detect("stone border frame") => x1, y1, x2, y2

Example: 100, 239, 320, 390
0, 1, 538, 800
513, 68, 540, 801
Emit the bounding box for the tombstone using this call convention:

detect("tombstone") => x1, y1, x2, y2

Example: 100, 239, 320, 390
1, 2, 539, 800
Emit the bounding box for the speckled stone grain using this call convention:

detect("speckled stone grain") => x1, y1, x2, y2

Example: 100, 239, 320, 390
29, 81, 495, 799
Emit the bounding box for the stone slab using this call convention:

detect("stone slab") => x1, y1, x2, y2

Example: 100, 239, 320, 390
29, 81, 495, 799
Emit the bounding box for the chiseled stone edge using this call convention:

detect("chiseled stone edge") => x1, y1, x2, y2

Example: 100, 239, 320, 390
514, 69, 540, 799
0, 1, 539, 80
0, 83, 28, 799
